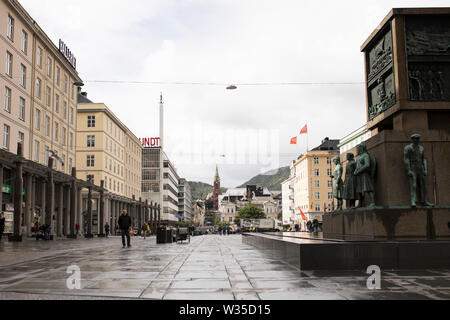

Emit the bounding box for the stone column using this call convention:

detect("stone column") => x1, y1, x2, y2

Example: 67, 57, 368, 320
98, 180, 105, 237
25, 173, 33, 237
69, 168, 77, 237
157, 204, 161, 225
10, 143, 24, 241
85, 177, 93, 238
77, 187, 82, 233
64, 185, 71, 237
45, 158, 55, 239
0, 164, 3, 214
30, 176, 36, 235
57, 184, 63, 237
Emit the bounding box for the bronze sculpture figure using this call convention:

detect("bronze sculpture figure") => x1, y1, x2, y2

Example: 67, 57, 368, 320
354, 142, 376, 208
403, 134, 434, 207
343, 153, 357, 209
331, 156, 343, 211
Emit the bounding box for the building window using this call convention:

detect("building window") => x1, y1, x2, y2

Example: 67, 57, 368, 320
19, 97, 25, 120
5, 51, 12, 77
314, 180, 320, 188
18, 65, 26, 89
314, 169, 319, 176
327, 157, 332, 165
87, 135, 95, 147
315, 192, 320, 200
61, 155, 65, 172
86, 155, 95, 167
56, 66, 60, 85
34, 109, 41, 130
46, 87, 51, 106
33, 140, 39, 161
21, 30, 27, 53
47, 57, 52, 77
36, 78, 41, 99
70, 84, 74, 99
55, 94, 59, 113
45, 116, 50, 136
37, 47, 42, 68
54, 122, 59, 141
87, 115, 95, 128
328, 192, 333, 200
62, 127, 66, 146
7, 15, 14, 40
69, 108, 74, 124
314, 157, 319, 165
69, 158, 73, 172
64, 75, 68, 92
2, 125, 10, 150
315, 204, 321, 212
4, 87, 11, 112
105, 156, 108, 169
328, 180, 332, 188
327, 168, 332, 177
18, 131, 24, 145
63, 101, 67, 119
69, 132, 73, 149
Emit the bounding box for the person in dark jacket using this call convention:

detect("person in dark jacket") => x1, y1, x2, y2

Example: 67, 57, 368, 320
118, 210, 132, 248
104, 222, 110, 238
0, 212, 5, 241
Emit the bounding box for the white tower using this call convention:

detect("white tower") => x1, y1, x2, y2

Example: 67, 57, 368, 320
159, 93, 164, 219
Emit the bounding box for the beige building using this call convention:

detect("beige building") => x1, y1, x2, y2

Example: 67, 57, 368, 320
0, 0, 82, 173
76, 94, 142, 199
192, 200, 205, 226
283, 138, 339, 229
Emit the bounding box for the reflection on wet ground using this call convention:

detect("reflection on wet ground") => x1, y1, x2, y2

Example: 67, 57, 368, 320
0, 235, 449, 300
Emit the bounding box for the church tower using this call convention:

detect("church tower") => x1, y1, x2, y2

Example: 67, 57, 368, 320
212, 165, 221, 210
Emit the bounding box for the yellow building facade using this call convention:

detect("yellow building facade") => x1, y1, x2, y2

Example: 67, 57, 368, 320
76, 99, 142, 199
293, 138, 339, 227
0, 0, 82, 173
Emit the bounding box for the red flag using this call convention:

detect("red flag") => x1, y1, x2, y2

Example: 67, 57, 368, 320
290, 136, 297, 145
298, 207, 307, 221
300, 124, 308, 135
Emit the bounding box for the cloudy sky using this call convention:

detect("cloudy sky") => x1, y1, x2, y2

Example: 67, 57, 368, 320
20, 0, 449, 188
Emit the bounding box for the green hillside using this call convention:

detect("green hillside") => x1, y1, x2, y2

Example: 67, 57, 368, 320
188, 181, 227, 200
237, 166, 290, 191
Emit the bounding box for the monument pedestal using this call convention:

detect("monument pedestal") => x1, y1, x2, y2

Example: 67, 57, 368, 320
323, 207, 450, 240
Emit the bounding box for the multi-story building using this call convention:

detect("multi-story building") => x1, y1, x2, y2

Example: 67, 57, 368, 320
338, 125, 371, 154
76, 93, 142, 199
0, 0, 82, 173
192, 200, 205, 226
288, 137, 339, 230
141, 147, 178, 224
281, 162, 296, 226
178, 178, 192, 221
218, 185, 280, 225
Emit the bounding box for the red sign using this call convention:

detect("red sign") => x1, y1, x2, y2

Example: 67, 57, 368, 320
139, 137, 161, 147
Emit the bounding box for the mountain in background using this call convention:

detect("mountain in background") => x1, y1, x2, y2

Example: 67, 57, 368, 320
237, 166, 290, 191
188, 181, 227, 200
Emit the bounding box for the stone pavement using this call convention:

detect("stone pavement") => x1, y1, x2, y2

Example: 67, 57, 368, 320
0, 235, 449, 300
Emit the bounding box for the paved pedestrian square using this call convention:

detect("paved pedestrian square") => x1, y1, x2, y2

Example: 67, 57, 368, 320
0, 235, 449, 300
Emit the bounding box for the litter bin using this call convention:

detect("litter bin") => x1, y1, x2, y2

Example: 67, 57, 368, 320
157, 227, 174, 244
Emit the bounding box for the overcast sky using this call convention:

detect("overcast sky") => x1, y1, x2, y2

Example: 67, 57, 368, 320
20, 0, 450, 188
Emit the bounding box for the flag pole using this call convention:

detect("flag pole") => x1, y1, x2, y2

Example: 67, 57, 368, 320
306, 123, 309, 152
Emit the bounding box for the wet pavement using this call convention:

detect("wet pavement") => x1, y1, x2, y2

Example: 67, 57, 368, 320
0, 234, 449, 300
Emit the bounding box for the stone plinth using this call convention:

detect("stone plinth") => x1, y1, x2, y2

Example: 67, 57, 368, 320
323, 207, 450, 240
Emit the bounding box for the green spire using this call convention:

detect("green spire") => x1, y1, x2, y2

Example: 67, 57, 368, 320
215, 164, 220, 181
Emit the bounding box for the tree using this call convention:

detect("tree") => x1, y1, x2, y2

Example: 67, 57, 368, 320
235, 203, 266, 226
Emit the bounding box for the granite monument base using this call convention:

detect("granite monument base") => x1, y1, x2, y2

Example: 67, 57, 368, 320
242, 232, 450, 270
323, 207, 450, 240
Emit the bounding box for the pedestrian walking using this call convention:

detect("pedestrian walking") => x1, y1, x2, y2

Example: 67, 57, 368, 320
295, 224, 299, 232
0, 212, 5, 241
104, 222, 110, 238
75, 223, 80, 237
141, 223, 148, 239
313, 219, 319, 234
222, 226, 227, 236
118, 210, 132, 248
306, 220, 312, 232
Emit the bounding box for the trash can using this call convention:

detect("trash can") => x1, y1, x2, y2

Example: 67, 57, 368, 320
166, 228, 174, 243
157, 227, 167, 244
